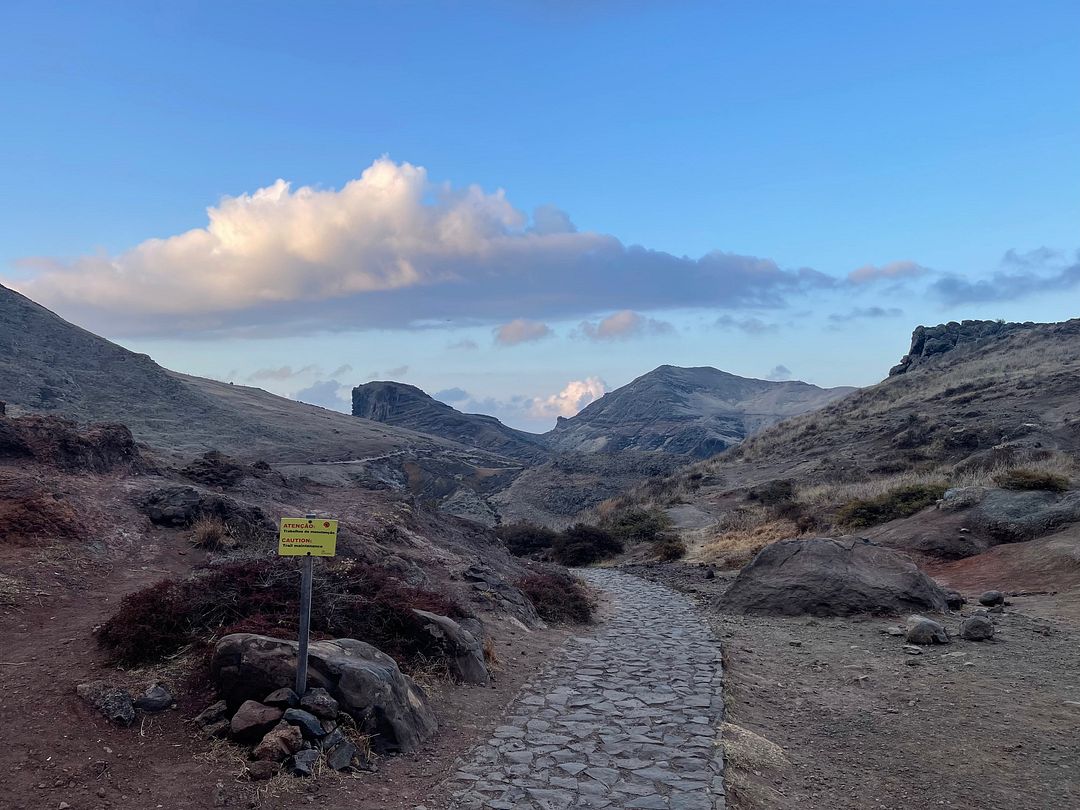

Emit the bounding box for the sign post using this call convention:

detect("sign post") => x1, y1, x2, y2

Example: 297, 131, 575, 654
278, 514, 338, 696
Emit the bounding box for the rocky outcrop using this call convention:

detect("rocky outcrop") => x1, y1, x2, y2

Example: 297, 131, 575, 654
139, 485, 275, 542
718, 537, 951, 617
411, 609, 489, 684
211, 634, 437, 753
76, 681, 136, 726
970, 489, 1080, 542
889, 320, 1036, 376
0, 413, 139, 471
180, 450, 246, 489
352, 381, 549, 463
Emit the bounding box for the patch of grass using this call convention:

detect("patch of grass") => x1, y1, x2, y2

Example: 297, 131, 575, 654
99, 558, 466, 669
701, 518, 799, 569
835, 482, 948, 529
652, 534, 687, 561
993, 468, 1071, 492
496, 522, 558, 557
515, 570, 595, 624
746, 479, 795, 506
602, 508, 672, 544
191, 516, 229, 550
552, 523, 623, 566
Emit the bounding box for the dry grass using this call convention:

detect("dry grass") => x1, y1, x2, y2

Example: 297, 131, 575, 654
701, 518, 800, 568
191, 516, 229, 550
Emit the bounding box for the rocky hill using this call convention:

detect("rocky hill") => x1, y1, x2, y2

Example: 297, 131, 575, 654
352, 382, 549, 463
546, 365, 855, 458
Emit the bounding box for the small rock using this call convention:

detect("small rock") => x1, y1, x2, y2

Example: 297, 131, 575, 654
944, 590, 966, 610
59, 803, 71, 809
134, 683, 174, 712
905, 615, 950, 645
704, 569, 716, 580
902, 645, 924, 655
326, 741, 357, 771
288, 749, 321, 777
245, 761, 277, 781
283, 708, 326, 739
881, 625, 905, 637
230, 701, 284, 742
202, 719, 230, 740
253, 722, 304, 762
318, 727, 347, 751
76, 680, 136, 727
194, 700, 229, 728
960, 615, 995, 641
300, 688, 339, 720
979, 590, 1005, 607
264, 688, 300, 709
988, 605, 1005, 614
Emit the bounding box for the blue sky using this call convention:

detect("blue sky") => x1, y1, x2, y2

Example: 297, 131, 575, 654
2, 1, 1078, 430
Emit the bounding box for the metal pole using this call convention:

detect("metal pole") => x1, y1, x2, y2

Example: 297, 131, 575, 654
295, 513, 316, 696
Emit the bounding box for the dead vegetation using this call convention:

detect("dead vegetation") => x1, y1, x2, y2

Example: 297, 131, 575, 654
98, 558, 467, 672
514, 568, 595, 624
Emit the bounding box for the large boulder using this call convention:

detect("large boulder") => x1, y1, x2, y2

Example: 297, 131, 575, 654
211, 634, 437, 753
971, 489, 1080, 543
139, 485, 275, 543
411, 609, 489, 684
718, 537, 951, 617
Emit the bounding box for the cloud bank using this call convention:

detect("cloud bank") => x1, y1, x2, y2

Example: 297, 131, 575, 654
494, 318, 552, 346
577, 310, 673, 341
10, 158, 837, 337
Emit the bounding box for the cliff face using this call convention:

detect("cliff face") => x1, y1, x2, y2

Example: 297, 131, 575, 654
889, 320, 1038, 376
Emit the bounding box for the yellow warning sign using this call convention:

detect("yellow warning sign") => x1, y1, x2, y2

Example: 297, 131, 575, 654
278, 517, 338, 557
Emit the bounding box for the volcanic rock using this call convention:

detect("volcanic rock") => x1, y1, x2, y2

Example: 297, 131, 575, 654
211, 634, 437, 753
906, 615, 950, 645
960, 615, 996, 641
76, 680, 136, 727
412, 609, 489, 684
229, 701, 283, 742
718, 537, 951, 616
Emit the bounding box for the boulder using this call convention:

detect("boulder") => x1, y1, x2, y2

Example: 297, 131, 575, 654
718, 537, 951, 617
139, 485, 275, 543
134, 683, 173, 712
971, 489, 1080, 543
960, 615, 995, 641
76, 681, 135, 727
905, 615, 950, 645
212, 634, 437, 753
412, 609, 489, 684
253, 723, 303, 762
299, 687, 338, 719
229, 701, 283, 742
979, 590, 1005, 607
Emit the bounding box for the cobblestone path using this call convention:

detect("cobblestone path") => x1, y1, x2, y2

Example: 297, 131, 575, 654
445, 569, 725, 810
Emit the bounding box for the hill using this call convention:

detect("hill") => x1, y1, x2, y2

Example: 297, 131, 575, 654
547, 364, 855, 458
352, 381, 549, 463
610, 318, 1080, 570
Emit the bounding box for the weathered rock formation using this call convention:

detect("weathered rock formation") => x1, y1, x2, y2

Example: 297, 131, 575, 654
889, 320, 1036, 376
211, 634, 437, 753
718, 537, 951, 616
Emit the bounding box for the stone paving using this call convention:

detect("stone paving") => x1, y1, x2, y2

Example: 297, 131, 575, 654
444, 569, 725, 810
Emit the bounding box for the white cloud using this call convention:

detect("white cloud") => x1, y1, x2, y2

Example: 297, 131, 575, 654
765, 364, 792, 381
293, 379, 350, 412
9, 158, 835, 337
715, 314, 777, 334
578, 310, 673, 341
494, 318, 552, 346
248, 363, 320, 381
528, 377, 606, 419
847, 260, 928, 285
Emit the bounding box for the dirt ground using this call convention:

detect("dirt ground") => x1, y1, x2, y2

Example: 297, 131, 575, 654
0, 479, 571, 810
625, 561, 1080, 810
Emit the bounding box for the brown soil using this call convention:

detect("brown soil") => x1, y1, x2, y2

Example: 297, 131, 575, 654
626, 560, 1080, 810
0, 463, 572, 810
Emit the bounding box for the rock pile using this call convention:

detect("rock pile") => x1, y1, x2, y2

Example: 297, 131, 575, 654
195, 686, 363, 780
211, 633, 438, 754
889, 320, 1034, 376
